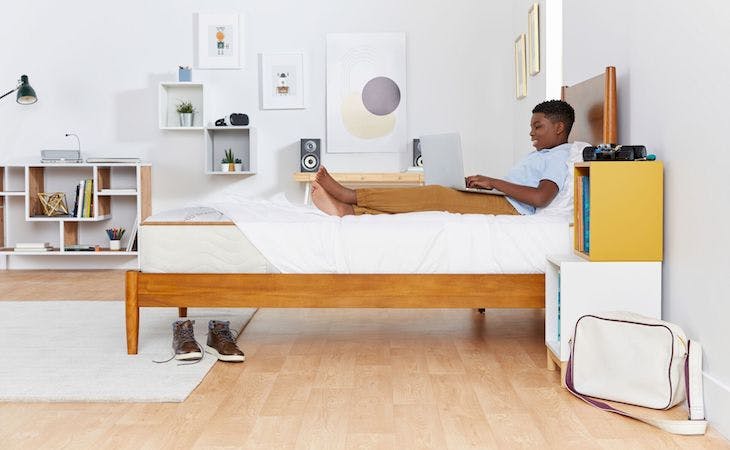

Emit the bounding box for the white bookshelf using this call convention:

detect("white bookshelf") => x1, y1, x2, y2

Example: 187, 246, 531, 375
158, 82, 205, 130
0, 163, 151, 260
544, 254, 662, 385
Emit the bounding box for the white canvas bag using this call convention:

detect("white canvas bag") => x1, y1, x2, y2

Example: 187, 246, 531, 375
567, 311, 707, 435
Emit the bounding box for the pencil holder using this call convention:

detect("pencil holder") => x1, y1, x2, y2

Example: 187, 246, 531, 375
109, 239, 121, 251
178, 67, 192, 82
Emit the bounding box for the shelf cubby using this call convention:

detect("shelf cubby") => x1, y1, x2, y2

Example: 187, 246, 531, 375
544, 254, 662, 385
204, 126, 257, 175
573, 161, 663, 261
158, 82, 205, 130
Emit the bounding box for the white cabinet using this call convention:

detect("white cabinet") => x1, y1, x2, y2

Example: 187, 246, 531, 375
545, 254, 662, 384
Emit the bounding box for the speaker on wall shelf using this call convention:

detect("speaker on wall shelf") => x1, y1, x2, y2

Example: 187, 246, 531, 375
300, 138, 321, 172
413, 138, 423, 167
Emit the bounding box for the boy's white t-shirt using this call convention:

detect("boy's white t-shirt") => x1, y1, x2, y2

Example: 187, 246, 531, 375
505, 142, 571, 215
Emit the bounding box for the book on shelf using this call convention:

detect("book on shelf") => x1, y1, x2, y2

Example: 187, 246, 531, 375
576, 176, 583, 252
582, 176, 590, 253
557, 271, 561, 342
15, 242, 52, 249
71, 183, 80, 217
14, 246, 52, 252
81, 180, 94, 217
126, 216, 139, 252
75, 180, 85, 218
98, 188, 137, 195
64, 244, 95, 251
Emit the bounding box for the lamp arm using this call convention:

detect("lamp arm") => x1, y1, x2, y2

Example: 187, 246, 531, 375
0, 87, 18, 101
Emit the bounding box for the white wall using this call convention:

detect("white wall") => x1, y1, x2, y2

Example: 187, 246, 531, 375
564, 0, 730, 438
0, 0, 514, 268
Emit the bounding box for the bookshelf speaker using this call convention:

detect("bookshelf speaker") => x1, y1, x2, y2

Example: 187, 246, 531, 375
300, 138, 321, 172
413, 138, 423, 167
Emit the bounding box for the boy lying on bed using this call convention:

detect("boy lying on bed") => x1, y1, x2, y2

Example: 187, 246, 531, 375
312, 99, 575, 216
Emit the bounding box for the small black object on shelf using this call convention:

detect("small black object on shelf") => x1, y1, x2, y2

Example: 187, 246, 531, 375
215, 113, 249, 127
582, 144, 647, 161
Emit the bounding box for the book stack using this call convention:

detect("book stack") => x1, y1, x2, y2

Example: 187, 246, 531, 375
14, 242, 53, 252
72, 179, 94, 218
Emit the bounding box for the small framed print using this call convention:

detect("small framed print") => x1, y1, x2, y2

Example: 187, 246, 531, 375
528, 3, 540, 76
260, 53, 305, 110
514, 34, 527, 99
195, 13, 241, 69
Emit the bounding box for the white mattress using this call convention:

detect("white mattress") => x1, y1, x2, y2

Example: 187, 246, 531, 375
140, 208, 277, 273
141, 204, 571, 274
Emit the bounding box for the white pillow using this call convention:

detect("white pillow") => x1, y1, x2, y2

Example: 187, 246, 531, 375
535, 141, 591, 217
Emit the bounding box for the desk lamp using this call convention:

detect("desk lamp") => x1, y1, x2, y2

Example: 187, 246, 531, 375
0, 75, 37, 104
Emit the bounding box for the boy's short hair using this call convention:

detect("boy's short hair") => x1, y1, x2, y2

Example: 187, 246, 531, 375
532, 100, 575, 137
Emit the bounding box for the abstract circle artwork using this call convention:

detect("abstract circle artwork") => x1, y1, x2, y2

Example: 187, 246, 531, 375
326, 33, 407, 153
362, 76, 401, 116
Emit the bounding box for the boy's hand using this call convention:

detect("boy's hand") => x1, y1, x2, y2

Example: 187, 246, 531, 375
465, 175, 496, 190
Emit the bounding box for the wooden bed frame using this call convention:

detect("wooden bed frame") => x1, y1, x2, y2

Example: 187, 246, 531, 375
125, 67, 618, 355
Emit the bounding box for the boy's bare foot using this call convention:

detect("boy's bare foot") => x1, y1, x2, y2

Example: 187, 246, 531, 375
312, 181, 354, 217
314, 167, 357, 204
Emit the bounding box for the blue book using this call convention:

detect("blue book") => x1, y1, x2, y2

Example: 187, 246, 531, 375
582, 176, 590, 253
557, 271, 561, 342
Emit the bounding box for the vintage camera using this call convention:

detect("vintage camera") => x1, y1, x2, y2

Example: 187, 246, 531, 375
582, 144, 647, 161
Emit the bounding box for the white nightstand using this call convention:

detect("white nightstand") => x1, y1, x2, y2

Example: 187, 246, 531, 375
545, 254, 662, 386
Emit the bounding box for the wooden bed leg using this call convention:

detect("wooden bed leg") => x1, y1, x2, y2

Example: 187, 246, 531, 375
546, 347, 557, 371
178, 307, 187, 318
126, 271, 140, 355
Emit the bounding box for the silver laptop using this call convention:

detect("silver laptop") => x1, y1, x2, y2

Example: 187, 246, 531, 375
419, 133, 505, 195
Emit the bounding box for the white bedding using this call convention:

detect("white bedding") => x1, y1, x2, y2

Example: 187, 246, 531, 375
184, 196, 571, 274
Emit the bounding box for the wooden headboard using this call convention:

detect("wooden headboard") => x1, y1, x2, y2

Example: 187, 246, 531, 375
561, 66, 617, 145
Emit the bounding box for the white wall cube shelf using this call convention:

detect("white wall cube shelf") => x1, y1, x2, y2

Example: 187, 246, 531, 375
204, 126, 257, 175
158, 82, 204, 130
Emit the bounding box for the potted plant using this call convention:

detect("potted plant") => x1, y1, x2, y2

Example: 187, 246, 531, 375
220, 148, 235, 172
234, 158, 243, 172
176, 100, 196, 127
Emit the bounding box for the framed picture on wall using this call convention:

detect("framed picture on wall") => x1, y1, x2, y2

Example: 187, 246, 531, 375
528, 3, 540, 75
195, 13, 241, 69
514, 34, 527, 99
326, 33, 407, 153
260, 53, 305, 109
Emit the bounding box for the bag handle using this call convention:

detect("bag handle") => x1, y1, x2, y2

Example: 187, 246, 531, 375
566, 340, 707, 436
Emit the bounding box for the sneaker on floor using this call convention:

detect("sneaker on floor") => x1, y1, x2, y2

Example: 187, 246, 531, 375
172, 319, 203, 361
206, 320, 245, 362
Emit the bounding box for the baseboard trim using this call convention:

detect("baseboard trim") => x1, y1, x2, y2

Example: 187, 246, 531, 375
704, 372, 730, 439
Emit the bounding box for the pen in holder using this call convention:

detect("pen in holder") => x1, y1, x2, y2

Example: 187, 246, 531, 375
106, 227, 125, 251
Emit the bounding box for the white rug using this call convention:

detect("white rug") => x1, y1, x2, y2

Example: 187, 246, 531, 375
0, 301, 256, 402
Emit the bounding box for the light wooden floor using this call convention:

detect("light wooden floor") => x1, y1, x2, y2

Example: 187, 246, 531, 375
1, 270, 728, 449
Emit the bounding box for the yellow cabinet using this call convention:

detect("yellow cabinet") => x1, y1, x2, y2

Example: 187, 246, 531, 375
573, 161, 663, 261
